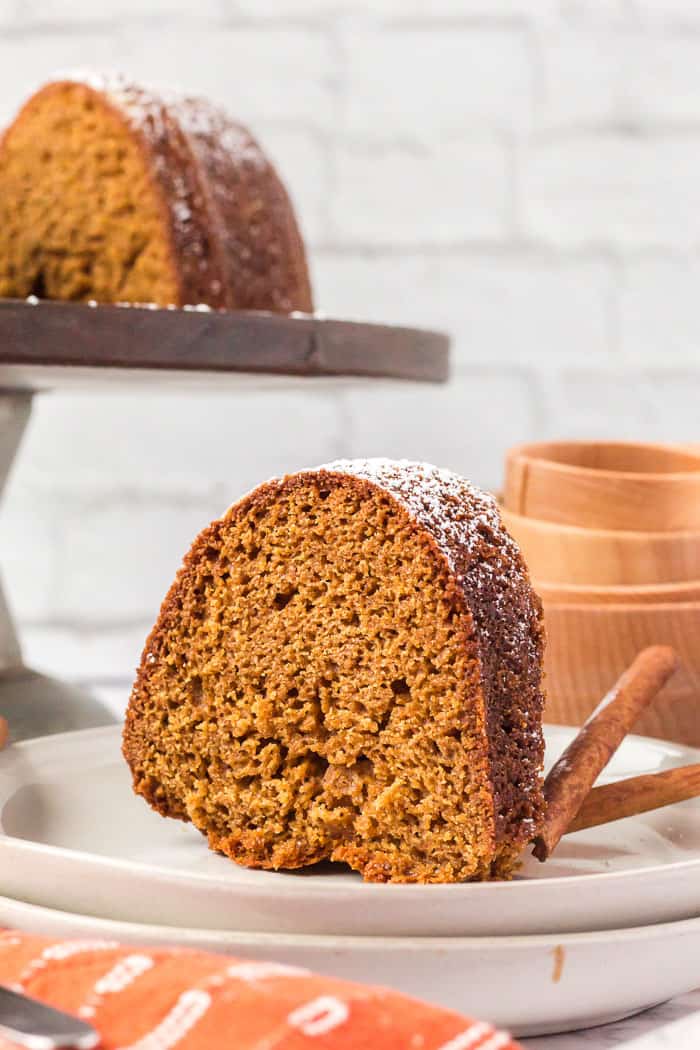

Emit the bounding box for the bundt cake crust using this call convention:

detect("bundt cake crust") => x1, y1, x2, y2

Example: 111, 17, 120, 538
123, 461, 545, 883
0, 74, 312, 311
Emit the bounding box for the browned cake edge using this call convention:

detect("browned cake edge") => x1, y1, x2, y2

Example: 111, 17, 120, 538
124, 461, 545, 877
174, 95, 313, 313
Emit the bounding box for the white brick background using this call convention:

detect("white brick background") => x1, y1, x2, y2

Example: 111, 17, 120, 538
0, 0, 699, 713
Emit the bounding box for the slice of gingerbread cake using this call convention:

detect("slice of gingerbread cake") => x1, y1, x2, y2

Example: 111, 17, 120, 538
0, 73, 312, 312
123, 460, 545, 883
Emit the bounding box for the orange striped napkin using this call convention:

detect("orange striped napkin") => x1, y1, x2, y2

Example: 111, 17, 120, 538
0, 932, 521, 1049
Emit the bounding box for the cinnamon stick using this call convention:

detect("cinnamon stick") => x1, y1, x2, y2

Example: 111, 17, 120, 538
533, 645, 679, 861
567, 764, 700, 834
0, 716, 8, 751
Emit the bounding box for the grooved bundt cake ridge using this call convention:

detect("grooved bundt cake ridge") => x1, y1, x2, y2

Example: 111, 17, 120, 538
123, 459, 546, 884
0, 72, 312, 312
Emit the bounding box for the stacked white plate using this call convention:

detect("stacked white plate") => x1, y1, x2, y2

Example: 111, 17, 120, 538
1, 724, 700, 1037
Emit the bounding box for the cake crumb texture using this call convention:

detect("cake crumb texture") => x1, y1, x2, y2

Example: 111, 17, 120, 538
123, 460, 545, 883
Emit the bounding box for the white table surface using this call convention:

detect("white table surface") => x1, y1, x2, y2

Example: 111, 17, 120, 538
523, 989, 700, 1048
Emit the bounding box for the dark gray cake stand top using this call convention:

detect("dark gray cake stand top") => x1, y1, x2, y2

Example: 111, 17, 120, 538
0, 299, 449, 389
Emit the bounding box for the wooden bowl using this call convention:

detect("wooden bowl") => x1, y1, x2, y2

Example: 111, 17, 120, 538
501, 508, 700, 586
536, 580, 700, 605
503, 441, 700, 531
543, 601, 700, 746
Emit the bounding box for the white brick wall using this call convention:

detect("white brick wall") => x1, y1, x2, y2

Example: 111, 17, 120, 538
536, 26, 700, 130
522, 138, 700, 247
0, 0, 699, 714
343, 26, 533, 137
330, 140, 509, 244
619, 257, 700, 360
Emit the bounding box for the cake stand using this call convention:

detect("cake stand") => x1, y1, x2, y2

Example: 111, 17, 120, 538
0, 299, 449, 741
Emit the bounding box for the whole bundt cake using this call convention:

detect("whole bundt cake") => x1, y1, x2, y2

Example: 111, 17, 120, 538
0, 74, 312, 312
123, 460, 546, 883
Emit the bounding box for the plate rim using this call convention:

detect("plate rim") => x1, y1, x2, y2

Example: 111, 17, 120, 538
2, 891, 700, 949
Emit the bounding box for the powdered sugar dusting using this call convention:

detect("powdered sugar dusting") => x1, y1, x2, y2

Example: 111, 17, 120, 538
56, 71, 171, 140
323, 457, 519, 569
176, 102, 267, 172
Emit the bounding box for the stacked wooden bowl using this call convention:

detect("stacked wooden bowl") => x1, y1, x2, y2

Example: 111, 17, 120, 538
501, 441, 700, 746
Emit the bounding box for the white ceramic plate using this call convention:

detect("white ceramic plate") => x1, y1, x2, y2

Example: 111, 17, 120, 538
1, 725, 700, 937
1, 894, 699, 1038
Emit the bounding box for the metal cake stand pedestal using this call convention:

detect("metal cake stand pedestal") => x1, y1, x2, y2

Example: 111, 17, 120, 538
0, 299, 449, 740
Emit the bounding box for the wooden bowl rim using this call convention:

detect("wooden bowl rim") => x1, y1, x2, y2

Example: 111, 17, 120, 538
543, 599, 700, 612
500, 506, 700, 542
507, 440, 700, 482
537, 579, 700, 600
